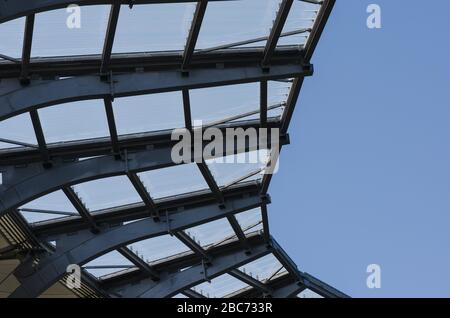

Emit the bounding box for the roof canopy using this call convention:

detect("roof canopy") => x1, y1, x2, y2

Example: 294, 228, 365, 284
0, 0, 347, 298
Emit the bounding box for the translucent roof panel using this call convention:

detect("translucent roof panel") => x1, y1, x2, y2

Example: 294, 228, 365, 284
238, 254, 285, 283
192, 274, 249, 298
298, 289, 324, 299
278, 1, 321, 47
127, 234, 190, 264
0, 17, 25, 58
0, 113, 37, 150
269, 80, 292, 106
196, 0, 281, 50
206, 150, 269, 188
137, 164, 209, 200
112, 3, 196, 53
113, 92, 185, 136
190, 83, 259, 126
19, 190, 78, 223
235, 208, 264, 236
84, 250, 134, 278
73, 176, 142, 211
38, 100, 110, 144
183, 217, 236, 249
31, 6, 110, 57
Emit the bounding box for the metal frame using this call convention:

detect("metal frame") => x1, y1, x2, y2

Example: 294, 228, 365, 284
10, 193, 264, 298
0, 0, 346, 299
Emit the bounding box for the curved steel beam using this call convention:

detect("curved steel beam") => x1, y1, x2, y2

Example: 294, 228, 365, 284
0, 62, 310, 122
9, 194, 263, 298
0, 131, 281, 215
0, 147, 171, 216
114, 238, 272, 298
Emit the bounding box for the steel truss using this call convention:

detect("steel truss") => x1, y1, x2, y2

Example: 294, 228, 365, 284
0, 0, 347, 298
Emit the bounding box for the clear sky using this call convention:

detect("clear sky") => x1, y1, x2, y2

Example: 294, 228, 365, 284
269, 0, 450, 297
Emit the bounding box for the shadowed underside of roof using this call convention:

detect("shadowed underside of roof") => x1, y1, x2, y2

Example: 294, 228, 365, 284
0, 0, 347, 298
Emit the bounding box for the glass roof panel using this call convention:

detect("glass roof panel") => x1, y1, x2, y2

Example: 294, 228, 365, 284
113, 92, 185, 136
84, 250, 134, 278
238, 254, 284, 282
0, 113, 37, 150
192, 274, 249, 298
137, 164, 209, 200
196, 0, 281, 50
235, 208, 264, 236
183, 217, 236, 249
19, 190, 78, 223
31, 6, 110, 57
128, 234, 190, 264
278, 1, 321, 47
112, 3, 196, 53
298, 289, 324, 298
206, 150, 269, 188
73, 176, 142, 211
0, 17, 25, 58
38, 100, 110, 144
190, 83, 259, 126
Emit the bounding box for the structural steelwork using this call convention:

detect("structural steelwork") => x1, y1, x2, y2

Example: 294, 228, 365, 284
0, 0, 347, 298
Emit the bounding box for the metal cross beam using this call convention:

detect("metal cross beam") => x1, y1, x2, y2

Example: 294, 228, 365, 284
181, 0, 208, 70
117, 246, 160, 281
270, 238, 349, 298
196, 161, 224, 205
62, 186, 100, 233
103, 98, 120, 154
229, 273, 304, 298
229, 269, 272, 295
260, 80, 268, 127
0, 119, 284, 166
173, 231, 210, 261
29, 109, 51, 164
0, 0, 234, 24
0, 63, 312, 122
20, 14, 35, 83
0, 131, 283, 216
33, 183, 262, 238
126, 172, 159, 220
9, 193, 263, 298
304, 0, 336, 62
181, 289, 207, 298
262, 0, 293, 67
100, 4, 121, 75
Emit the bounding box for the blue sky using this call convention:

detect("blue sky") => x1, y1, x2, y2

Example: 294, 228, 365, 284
269, 0, 450, 297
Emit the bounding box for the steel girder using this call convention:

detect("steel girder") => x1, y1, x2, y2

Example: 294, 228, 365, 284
9, 193, 264, 298
0, 0, 240, 24
0, 63, 311, 122
0, 132, 287, 216
0, 119, 283, 165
